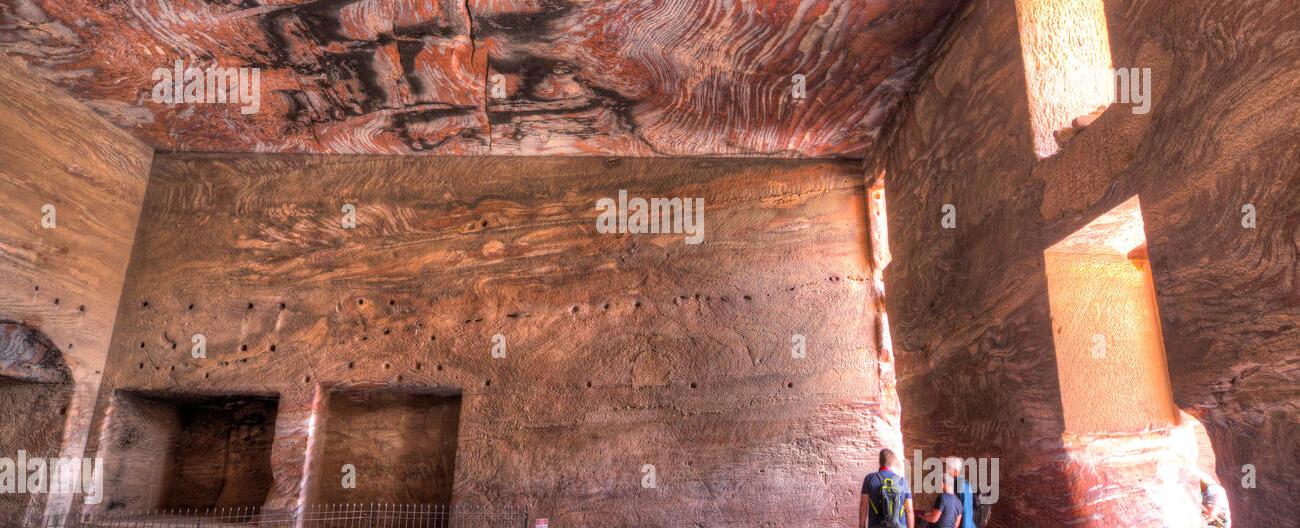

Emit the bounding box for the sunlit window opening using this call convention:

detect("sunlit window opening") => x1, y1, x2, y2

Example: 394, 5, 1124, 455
1044, 196, 1177, 434
1015, 0, 1115, 158
867, 175, 893, 355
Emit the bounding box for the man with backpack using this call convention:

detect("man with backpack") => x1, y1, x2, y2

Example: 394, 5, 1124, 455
860, 448, 914, 528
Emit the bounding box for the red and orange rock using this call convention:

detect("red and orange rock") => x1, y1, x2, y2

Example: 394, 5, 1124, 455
0, 0, 963, 156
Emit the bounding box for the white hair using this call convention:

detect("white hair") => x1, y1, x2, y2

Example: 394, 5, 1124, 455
943, 456, 964, 475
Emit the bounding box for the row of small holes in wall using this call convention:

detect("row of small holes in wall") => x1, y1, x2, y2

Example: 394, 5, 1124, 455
139, 290, 788, 322
131, 356, 800, 392
649, 381, 802, 391
137, 357, 495, 386
141, 300, 289, 311
131, 294, 690, 352
130, 285, 834, 372
135, 273, 848, 325
129, 290, 814, 389
32, 284, 87, 313
29, 284, 83, 351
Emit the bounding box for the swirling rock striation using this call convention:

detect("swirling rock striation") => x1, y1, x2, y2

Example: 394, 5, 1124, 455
0, 0, 964, 156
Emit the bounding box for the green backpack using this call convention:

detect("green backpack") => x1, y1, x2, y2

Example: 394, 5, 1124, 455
874, 476, 907, 528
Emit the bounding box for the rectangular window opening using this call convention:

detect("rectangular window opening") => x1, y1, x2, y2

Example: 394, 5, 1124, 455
1044, 196, 1177, 434
1016, 0, 1115, 158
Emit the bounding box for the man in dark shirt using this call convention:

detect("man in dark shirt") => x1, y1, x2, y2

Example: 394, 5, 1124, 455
860, 448, 914, 528
922, 493, 963, 528
919, 457, 965, 528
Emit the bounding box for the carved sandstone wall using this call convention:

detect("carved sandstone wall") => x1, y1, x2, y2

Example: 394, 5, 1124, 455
872, 0, 1298, 526
0, 53, 153, 523
88, 155, 899, 526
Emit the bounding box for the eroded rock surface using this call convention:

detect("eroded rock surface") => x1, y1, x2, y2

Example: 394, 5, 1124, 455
0, 52, 152, 524
0, 0, 963, 156
0, 321, 74, 522
0, 320, 71, 383
872, 0, 1299, 526
84, 155, 897, 525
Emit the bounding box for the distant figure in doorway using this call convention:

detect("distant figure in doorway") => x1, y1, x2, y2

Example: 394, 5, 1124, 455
860, 448, 914, 528
919, 456, 963, 528
1199, 471, 1231, 527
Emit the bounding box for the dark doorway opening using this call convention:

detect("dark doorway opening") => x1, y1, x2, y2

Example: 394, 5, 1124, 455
312, 388, 462, 504
99, 391, 279, 511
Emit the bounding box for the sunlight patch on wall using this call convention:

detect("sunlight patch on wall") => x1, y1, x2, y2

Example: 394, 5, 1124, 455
1015, 0, 1114, 158
1045, 196, 1178, 434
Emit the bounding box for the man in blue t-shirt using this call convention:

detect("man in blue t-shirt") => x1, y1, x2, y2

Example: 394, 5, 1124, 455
921, 493, 963, 528
860, 448, 914, 528
952, 457, 976, 528
919, 457, 965, 528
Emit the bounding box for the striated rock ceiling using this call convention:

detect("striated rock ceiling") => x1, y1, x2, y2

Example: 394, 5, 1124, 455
0, 0, 962, 157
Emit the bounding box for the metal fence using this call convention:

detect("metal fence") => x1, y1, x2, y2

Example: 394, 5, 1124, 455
46, 504, 528, 528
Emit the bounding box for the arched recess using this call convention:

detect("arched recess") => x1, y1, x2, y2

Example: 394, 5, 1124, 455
0, 320, 75, 520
